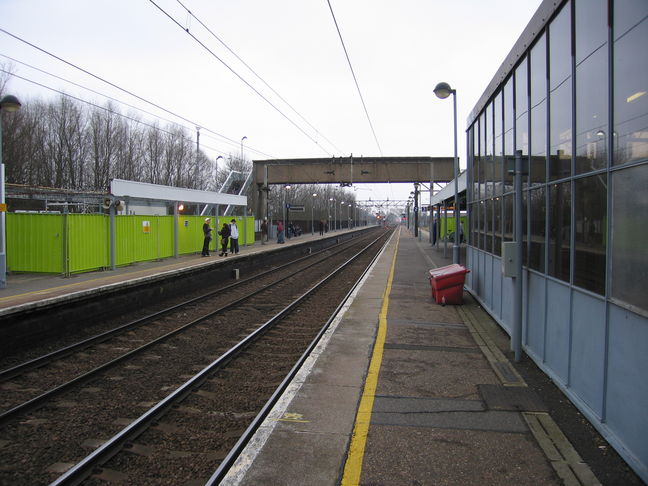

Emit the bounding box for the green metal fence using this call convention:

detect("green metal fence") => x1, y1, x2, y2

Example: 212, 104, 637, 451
6, 213, 255, 275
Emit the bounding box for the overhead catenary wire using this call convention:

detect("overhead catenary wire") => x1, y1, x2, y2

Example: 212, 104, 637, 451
148, 0, 334, 157
326, 0, 383, 156
175, 0, 345, 155
0, 28, 274, 160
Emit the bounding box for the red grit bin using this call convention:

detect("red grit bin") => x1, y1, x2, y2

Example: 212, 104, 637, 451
428, 264, 470, 305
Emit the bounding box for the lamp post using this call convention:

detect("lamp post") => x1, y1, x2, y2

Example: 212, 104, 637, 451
240, 136, 247, 161
311, 193, 317, 235
0, 95, 22, 288
283, 185, 291, 229
434, 81, 460, 264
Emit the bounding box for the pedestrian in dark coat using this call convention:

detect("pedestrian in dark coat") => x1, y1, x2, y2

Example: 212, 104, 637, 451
218, 222, 231, 256
202, 218, 212, 256
261, 218, 268, 245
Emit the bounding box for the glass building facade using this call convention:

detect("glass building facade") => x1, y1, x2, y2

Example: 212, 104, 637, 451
465, 0, 647, 481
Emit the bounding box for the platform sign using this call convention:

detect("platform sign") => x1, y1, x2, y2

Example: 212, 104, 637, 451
142, 221, 151, 233
288, 205, 305, 212
0, 203, 6, 212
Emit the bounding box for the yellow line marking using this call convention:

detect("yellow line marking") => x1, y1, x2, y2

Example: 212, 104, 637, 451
341, 227, 400, 486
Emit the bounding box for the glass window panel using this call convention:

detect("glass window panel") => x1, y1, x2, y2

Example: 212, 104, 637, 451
574, 174, 607, 294
548, 181, 571, 282
531, 100, 547, 184
494, 196, 502, 256
576, 46, 608, 174
485, 198, 493, 253
550, 80, 573, 180
478, 200, 485, 250
494, 92, 504, 196
470, 202, 478, 248
503, 194, 514, 243
529, 186, 546, 272
523, 191, 528, 266
480, 113, 487, 199
575, 0, 607, 64
530, 33, 547, 108
504, 130, 515, 192
485, 103, 494, 197
613, 18, 648, 165
614, 0, 648, 41
516, 59, 529, 116
549, 3, 572, 90
611, 164, 648, 312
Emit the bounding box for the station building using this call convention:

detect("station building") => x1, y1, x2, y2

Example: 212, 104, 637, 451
463, 0, 647, 480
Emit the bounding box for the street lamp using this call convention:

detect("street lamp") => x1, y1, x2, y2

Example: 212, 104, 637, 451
283, 184, 291, 230
0, 94, 22, 288
434, 81, 460, 264
329, 198, 335, 231
240, 135, 247, 161
311, 193, 317, 235
341, 201, 345, 230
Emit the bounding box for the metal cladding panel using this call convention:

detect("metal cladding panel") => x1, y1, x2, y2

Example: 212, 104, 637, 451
545, 279, 571, 384
67, 214, 109, 273
492, 256, 503, 320
501, 271, 514, 335
253, 157, 455, 184
6, 213, 64, 273
606, 304, 648, 477
484, 252, 494, 310
526, 272, 546, 358
570, 291, 606, 417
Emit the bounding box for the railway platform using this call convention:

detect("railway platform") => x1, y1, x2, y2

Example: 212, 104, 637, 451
221, 226, 604, 486
0, 225, 625, 485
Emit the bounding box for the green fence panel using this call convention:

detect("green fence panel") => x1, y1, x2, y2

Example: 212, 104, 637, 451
6, 213, 64, 273
67, 214, 109, 273
178, 215, 212, 255
115, 215, 176, 266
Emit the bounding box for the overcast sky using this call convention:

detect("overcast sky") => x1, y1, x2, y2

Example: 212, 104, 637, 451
1, 0, 542, 202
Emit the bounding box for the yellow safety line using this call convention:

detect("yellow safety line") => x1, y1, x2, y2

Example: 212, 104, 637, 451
341, 228, 400, 485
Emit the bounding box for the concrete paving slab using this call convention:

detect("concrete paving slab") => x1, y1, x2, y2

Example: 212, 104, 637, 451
376, 348, 500, 399
360, 426, 561, 486
386, 322, 476, 349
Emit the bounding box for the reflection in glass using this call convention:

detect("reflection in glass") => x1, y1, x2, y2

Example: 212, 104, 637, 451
613, 19, 648, 165
550, 80, 573, 180
576, 46, 608, 173
574, 175, 607, 294
549, 3, 572, 90
575, 0, 607, 64
611, 164, 648, 313
530, 34, 547, 107
531, 101, 547, 184
548, 181, 571, 282
494, 197, 502, 256
529, 187, 546, 272
485, 198, 493, 253
503, 195, 514, 244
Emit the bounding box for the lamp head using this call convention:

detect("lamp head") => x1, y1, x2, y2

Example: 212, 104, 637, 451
433, 82, 454, 99
0, 94, 22, 112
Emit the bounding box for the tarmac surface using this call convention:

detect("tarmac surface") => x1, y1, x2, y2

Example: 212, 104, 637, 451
0, 226, 643, 485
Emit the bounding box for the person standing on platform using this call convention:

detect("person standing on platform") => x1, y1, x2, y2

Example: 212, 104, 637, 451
277, 220, 285, 243
202, 218, 212, 257
229, 219, 240, 254
218, 222, 230, 256
319, 219, 325, 236
261, 218, 268, 245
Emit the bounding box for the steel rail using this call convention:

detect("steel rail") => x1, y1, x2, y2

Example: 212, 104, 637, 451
0, 232, 368, 382
49, 230, 390, 486
0, 231, 379, 426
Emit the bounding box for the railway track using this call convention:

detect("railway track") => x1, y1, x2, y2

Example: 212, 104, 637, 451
0, 228, 392, 485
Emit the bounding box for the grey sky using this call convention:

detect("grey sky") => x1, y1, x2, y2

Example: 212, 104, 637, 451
0, 0, 542, 202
